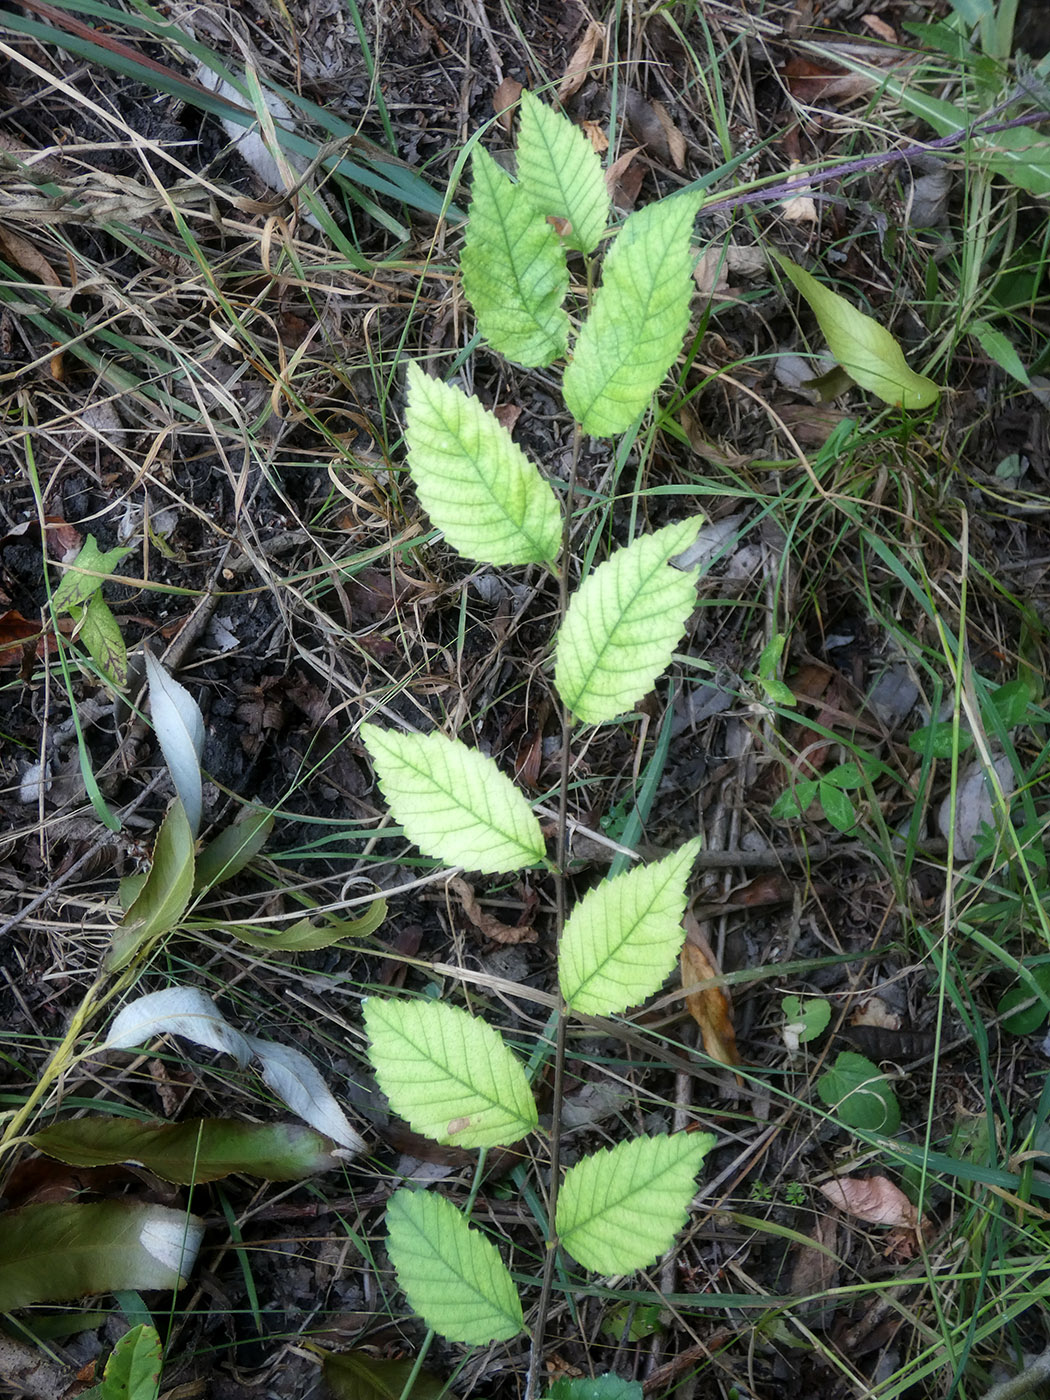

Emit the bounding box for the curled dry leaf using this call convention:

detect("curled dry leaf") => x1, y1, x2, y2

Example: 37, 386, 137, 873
450, 876, 537, 944
818, 1175, 919, 1231
557, 20, 605, 101
681, 931, 742, 1071
492, 77, 524, 133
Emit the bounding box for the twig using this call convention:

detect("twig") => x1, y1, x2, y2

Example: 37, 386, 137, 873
979, 1344, 1050, 1400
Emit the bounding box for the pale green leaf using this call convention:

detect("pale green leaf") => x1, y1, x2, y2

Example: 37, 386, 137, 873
101, 1323, 162, 1400
0, 1201, 203, 1309
106, 800, 196, 971
364, 998, 537, 1147
78, 591, 128, 687
562, 192, 700, 435
516, 89, 610, 255
816, 1052, 901, 1133
781, 995, 831, 1045
559, 839, 701, 1015
969, 319, 1030, 385
29, 1116, 340, 1184
193, 807, 274, 891
774, 254, 939, 410
52, 534, 132, 614
361, 725, 546, 873
404, 362, 562, 565
144, 650, 205, 836
460, 145, 570, 367
554, 518, 701, 724
556, 1133, 715, 1275
386, 1189, 523, 1344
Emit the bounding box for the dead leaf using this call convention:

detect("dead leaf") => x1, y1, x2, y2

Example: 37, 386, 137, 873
0, 224, 62, 287
449, 876, 537, 944
557, 21, 605, 101
493, 77, 523, 135
493, 403, 523, 433
851, 995, 901, 1030
652, 100, 687, 170
782, 57, 877, 105
818, 1175, 918, 1230
861, 14, 897, 42
693, 247, 731, 299
581, 119, 608, 154
606, 147, 645, 211
681, 925, 742, 1070
781, 162, 817, 222
624, 88, 669, 162
788, 1212, 840, 1323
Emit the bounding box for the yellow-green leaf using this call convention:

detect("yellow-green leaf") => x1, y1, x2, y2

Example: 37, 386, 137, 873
773, 253, 939, 410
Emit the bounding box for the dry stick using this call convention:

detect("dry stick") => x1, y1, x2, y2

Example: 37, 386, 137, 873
524, 426, 583, 1400
979, 1345, 1050, 1400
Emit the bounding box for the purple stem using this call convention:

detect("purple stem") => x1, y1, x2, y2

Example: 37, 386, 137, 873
700, 109, 1050, 215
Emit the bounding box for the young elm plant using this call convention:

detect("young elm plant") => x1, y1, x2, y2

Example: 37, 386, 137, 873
359, 92, 716, 1358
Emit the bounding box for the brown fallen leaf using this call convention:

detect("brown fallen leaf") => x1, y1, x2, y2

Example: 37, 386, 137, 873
606, 147, 645, 211
652, 100, 687, 170
449, 876, 537, 944
818, 1175, 918, 1230
788, 1211, 840, 1324
0, 224, 62, 288
493, 77, 523, 134
681, 923, 742, 1071
557, 20, 605, 101
850, 995, 901, 1030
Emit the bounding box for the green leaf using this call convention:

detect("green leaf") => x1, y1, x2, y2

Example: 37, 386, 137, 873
781, 995, 831, 1045
403, 362, 562, 565
78, 591, 128, 687
29, 1116, 340, 1184
816, 1052, 901, 1133
460, 145, 570, 367
985, 678, 1032, 730
969, 319, 1030, 386
554, 518, 701, 724
321, 1348, 445, 1400
193, 808, 274, 891
0, 1202, 203, 1309
563, 192, 700, 435
386, 1189, 523, 1345
52, 534, 132, 614
557, 1133, 715, 1275
516, 90, 610, 255
998, 965, 1050, 1034
548, 1377, 643, 1400
559, 839, 701, 1016
219, 902, 386, 951
773, 253, 939, 410
770, 778, 819, 820
818, 782, 856, 833
100, 1324, 162, 1400
106, 800, 196, 971
364, 998, 537, 1148
361, 725, 546, 873
908, 721, 973, 758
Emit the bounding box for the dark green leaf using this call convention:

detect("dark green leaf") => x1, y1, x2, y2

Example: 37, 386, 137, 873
548, 1376, 643, 1400
106, 802, 195, 971
321, 1348, 445, 1400
0, 1202, 202, 1309
29, 1116, 340, 1184
817, 1052, 900, 1133
193, 809, 274, 892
